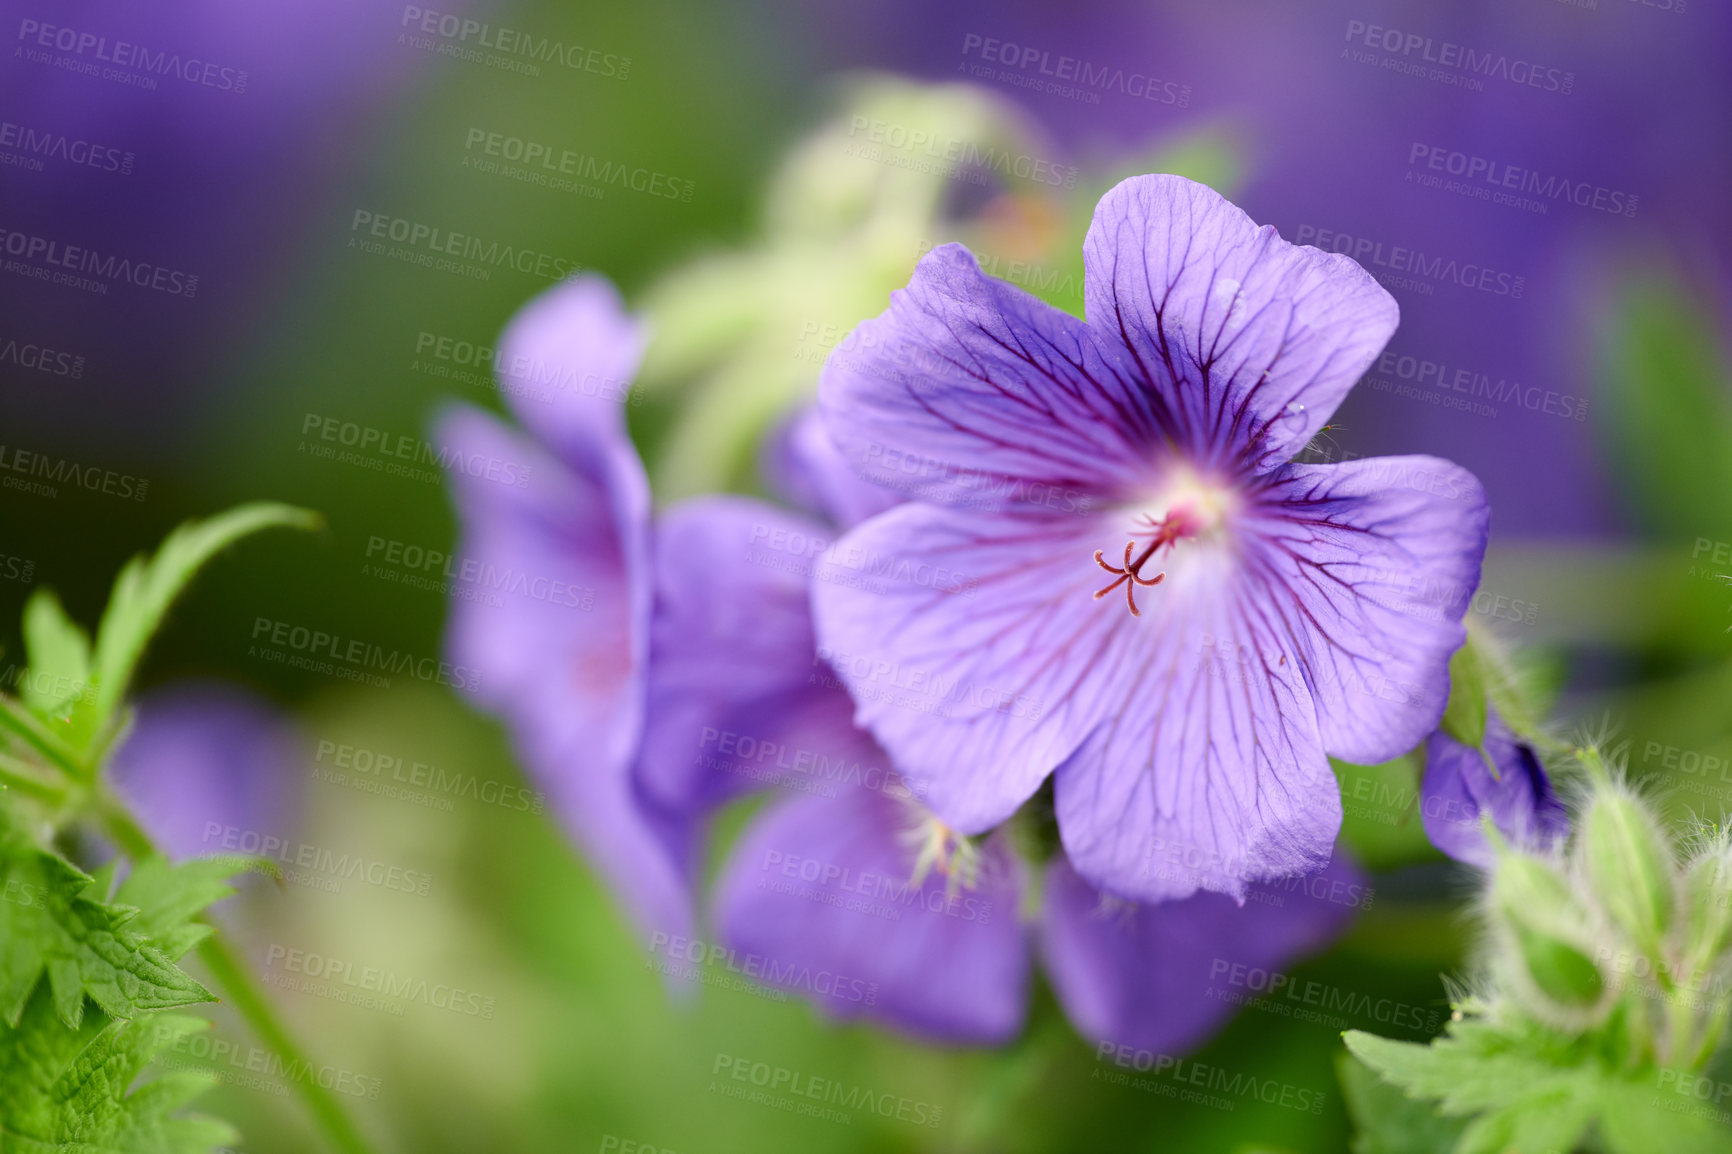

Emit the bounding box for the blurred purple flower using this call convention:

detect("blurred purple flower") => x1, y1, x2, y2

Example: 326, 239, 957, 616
0, 0, 468, 447
694, 413, 1362, 1047
439, 276, 697, 947
108, 681, 304, 861
1421, 711, 1567, 868
813, 174, 1488, 904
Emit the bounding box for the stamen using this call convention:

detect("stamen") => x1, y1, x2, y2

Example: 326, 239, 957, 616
1091, 509, 1196, 617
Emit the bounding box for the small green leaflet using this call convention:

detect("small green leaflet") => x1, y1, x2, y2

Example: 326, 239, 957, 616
1344, 1022, 1732, 1154
84, 502, 321, 729
0, 837, 211, 1030
1438, 641, 1488, 753
0, 987, 236, 1154
19, 590, 91, 723
1337, 1053, 1464, 1154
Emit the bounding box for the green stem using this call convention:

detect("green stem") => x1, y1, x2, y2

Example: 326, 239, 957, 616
0, 753, 69, 804
96, 793, 379, 1154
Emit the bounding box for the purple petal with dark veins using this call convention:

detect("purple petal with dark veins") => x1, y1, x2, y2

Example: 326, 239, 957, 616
818, 243, 1156, 512
713, 784, 1029, 1044
1041, 851, 1364, 1053
1422, 711, 1568, 868
1082, 175, 1398, 472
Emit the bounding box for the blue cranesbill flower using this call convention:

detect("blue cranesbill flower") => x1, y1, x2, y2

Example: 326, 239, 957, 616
696, 412, 1363, 1046
1420, 710, 1568, 869
814, 174, 1490, 904
437, 275, 699, 947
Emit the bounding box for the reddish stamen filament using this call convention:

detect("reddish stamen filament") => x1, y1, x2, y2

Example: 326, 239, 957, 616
1092, 511, 1195, 617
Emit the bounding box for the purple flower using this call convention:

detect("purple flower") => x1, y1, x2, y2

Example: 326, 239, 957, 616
1421, 711, 1567, 869
693, 416, 1362, 1047
813, 175, 1489, 904
108, 681, 305, 861
438, 276, 697, 947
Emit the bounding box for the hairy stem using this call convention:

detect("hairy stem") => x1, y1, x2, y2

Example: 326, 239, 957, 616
96, 792, 379, 1154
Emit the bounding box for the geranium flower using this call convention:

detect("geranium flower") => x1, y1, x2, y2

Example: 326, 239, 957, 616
1421, 711, 1568, 869
813, 174, 1490, 904
696, 412, 1364, 1046
437, 276, 697, 946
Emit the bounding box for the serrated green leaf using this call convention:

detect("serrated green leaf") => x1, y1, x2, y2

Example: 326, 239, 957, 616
20, 590, 91, 721
112, 857, 268, 962
88, 503, 320, 724
0, 821, 211, 1029
1337, 1053, 1465, 1154
1439, 641, 1488, 752
0, 986, 236, 1154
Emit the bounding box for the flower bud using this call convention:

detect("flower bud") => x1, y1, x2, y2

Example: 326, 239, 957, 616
1578, 788, 1676, 956
1490, 854, 1608, 1019
1680, 847, 1732, 978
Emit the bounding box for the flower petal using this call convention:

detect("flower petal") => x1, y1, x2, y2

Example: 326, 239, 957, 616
1249, 456, 1490, 765
1422, 711, 1568, 868
109, 683, 305, 862
813, 501, 1341, 902
1083, 174, 1398, 471
762, 406, 901, 531
436, 405, 689, 942
713, 786, 1029, 1044
637, 495, 861, 813
1040, 851, 1364, 1054
495, 275, 646, 472
818, 243, 1152, 511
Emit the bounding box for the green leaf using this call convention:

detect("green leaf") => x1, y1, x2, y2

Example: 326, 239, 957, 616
1439, 641, 1487, 752
1337, 1053, 1465, 1154
19, 590, 91, 721
1596, 272, 1732, 542
111, 856, 269, 963
0, 985, 236, 1153
88, 503, 321, 724
0, 820, 212, 1030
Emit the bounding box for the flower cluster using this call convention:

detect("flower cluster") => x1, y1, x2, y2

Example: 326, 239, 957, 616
439, 175, 1510, 1050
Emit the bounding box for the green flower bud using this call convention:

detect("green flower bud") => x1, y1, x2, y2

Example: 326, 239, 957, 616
1578, 787, 1676, 956
1490, 854, 1608, 1019
1681, 846, 1732, 978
